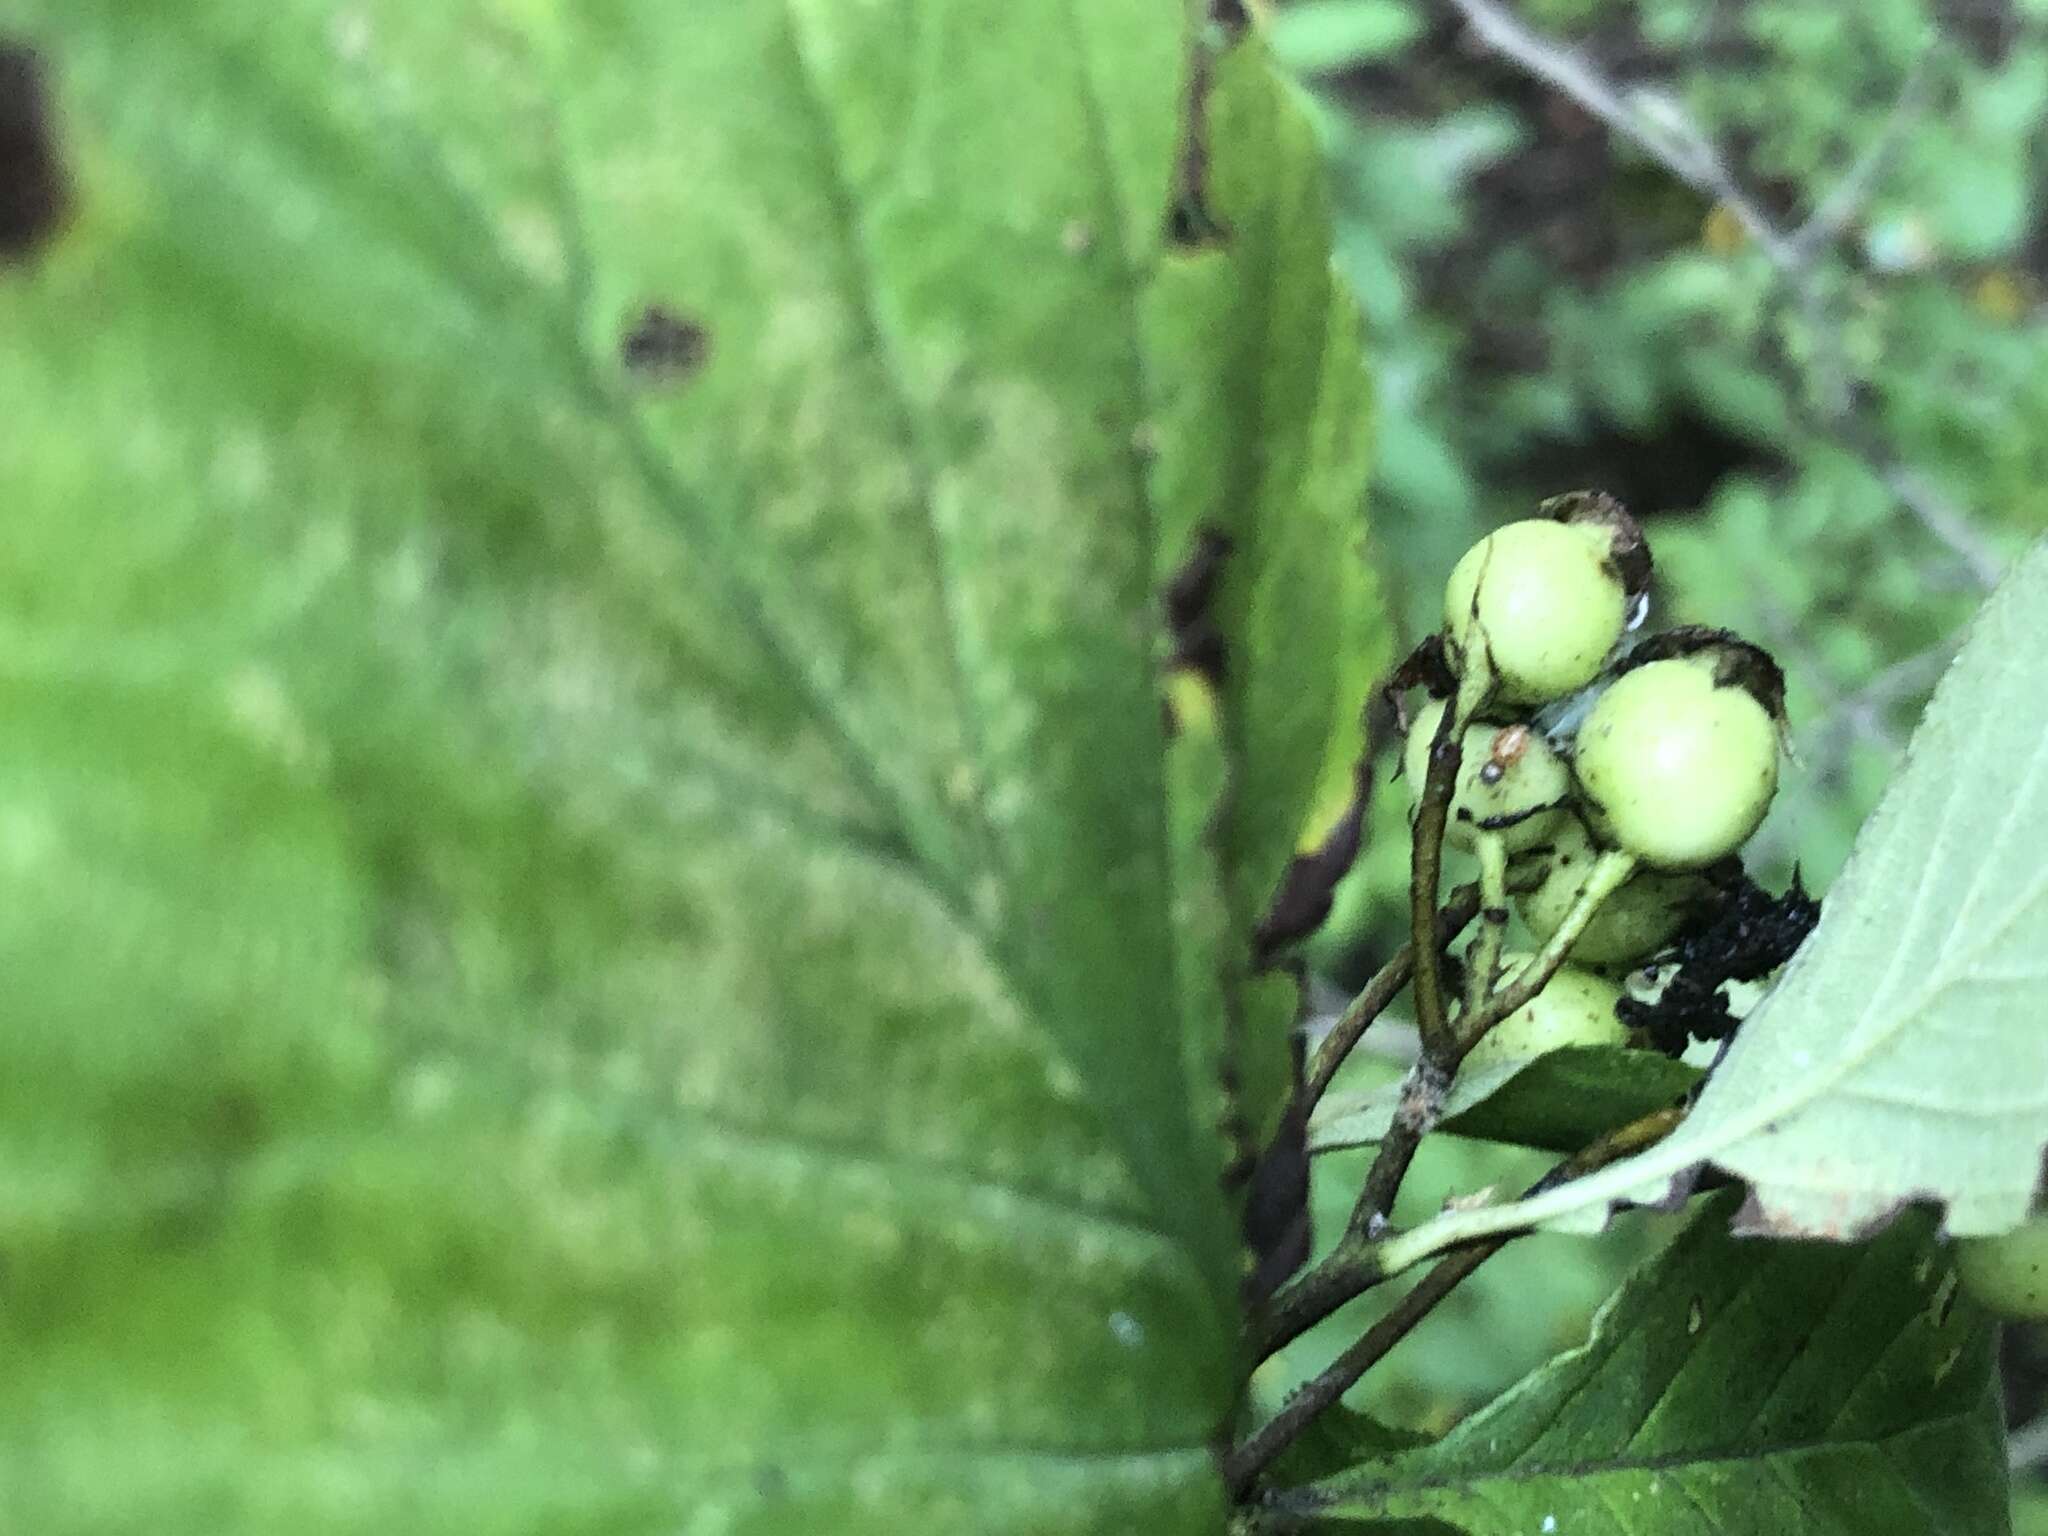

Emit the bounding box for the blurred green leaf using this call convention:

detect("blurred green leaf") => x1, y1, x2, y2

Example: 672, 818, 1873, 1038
2016, 1481, 2048, 1536
0, 7, 1381, 1530
1284, 1194, 2009, 1533
1265, 0, 1421, 76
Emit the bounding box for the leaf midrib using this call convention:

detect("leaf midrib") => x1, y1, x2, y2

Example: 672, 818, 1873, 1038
1287, 1407, 1983, 1513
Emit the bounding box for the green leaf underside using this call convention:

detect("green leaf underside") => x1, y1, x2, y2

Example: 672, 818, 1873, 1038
0, 5, 1374, 1532
1373, 538, 2048, 1268
1281, 1194, 2007, 1535
1310, 1047, 1701, 1157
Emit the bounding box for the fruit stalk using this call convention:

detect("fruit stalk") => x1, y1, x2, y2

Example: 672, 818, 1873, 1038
1455, 847, 1637, 1052
1302, 883, 1482, 1113
1344, 846, 1637, 1242
1406, 678, 1479, 1060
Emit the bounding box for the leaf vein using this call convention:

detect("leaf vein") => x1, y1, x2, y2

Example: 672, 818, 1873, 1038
777, 2, 998, 895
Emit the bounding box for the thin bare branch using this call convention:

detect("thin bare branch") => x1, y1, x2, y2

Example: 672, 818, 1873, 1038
1439, 0, 2004, 590
1227, 1240, 1494, 1498
1785, 52, 1935, 263
1229, 1105, 1686, 1495
1443, 0, 1793, 264
1800, 638, 1959, 759
1408, 700, 1466, 1061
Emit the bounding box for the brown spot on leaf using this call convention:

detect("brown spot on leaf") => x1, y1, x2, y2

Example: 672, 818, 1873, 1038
620, 304, 709, 384
1166, 198, 1227, 250
0, 44, 69, 266
1164, 525, 1231, 627
1259, 644, 1457, 962
1255, 762, 1369, 968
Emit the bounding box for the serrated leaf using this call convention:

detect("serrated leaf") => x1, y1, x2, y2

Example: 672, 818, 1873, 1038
1310, 1046, 1700, 1157
1280, 1195, 2009, 1534
1378, 539, 2048, 1269
0, 8, 1376, 1532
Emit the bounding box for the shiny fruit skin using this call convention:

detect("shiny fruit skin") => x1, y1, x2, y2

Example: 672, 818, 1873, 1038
1574, 658, 1779, 870
1955, 1217, 2048, 1320
1405, 700, 1572, 854
1444, 520, 1628, 706
1463, 954, 1628, 1072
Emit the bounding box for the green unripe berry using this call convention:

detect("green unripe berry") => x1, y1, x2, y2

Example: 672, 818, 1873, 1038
1404, 699, 1571, 854
1444, 519, 1629, 706
1954, 1217, 2048, 1321
1574, 655, 1779, 870
1462, 954, 1628, 1072
1514, 816, 1714, 967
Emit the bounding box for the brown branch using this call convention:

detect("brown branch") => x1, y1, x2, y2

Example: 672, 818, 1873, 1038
1225, 1241, 1493, 1498
1228, 1105, 1685, 1499
1256, 894, 1649, 1364
1301, 883, 1482, 1112
1341, 849, 1637, 1246
1318, 688, 1478, 1273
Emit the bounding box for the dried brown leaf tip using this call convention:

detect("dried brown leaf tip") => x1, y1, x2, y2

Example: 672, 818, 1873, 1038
1163, 525, 1234, 685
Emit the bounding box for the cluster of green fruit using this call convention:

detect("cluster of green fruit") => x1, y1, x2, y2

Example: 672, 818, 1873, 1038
1401, 496, 2048, 1322
1401, 496, 1783, 1073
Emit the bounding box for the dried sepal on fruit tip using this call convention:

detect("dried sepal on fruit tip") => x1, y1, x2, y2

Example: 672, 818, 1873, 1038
1612, 625, 1788, 727
1539, 488, 1653, 603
